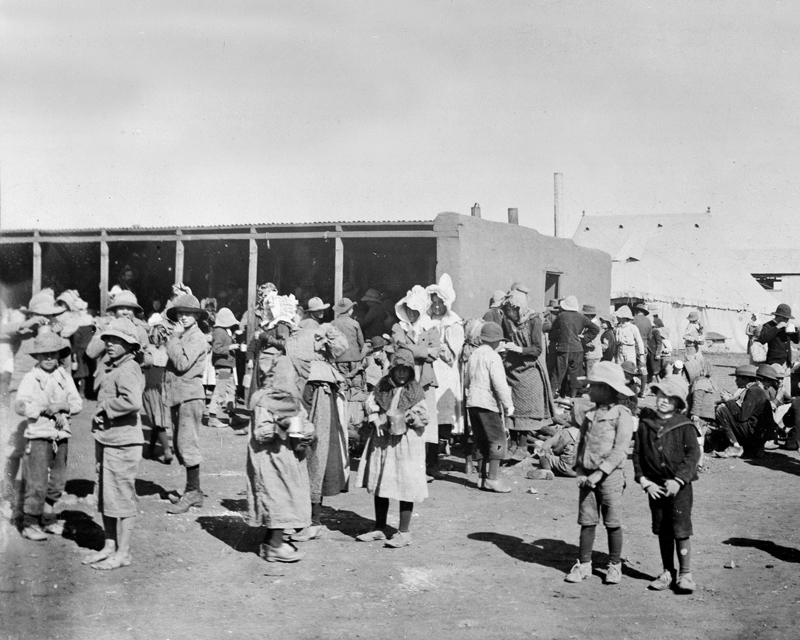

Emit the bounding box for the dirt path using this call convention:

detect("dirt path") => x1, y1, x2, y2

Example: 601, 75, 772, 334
2, 353, 799, 640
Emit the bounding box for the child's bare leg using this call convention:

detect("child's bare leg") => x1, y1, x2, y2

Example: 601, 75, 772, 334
82, 515, 117, 564
92, 517, 134, 570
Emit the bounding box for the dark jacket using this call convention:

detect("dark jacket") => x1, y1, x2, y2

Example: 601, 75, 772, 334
758, 320, 800, 366
211, 327, 235, 369
502, 313, 544, 370
600, 329, 617, 362
633, 408, 699, 485
550, 310, 599, 353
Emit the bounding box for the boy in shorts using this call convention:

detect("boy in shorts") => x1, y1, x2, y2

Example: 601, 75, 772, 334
565, 361, 634, 585
633, 376, 699, 593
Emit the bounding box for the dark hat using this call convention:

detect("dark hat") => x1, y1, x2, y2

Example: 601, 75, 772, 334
334, 298, 356, 316
731, 364, 758, 379
581, 304, 597, 316
166, 294, 209, 322
634, 302, 650, 315
546, 298, 560, 311
620, 361, 640, 378
771, 303, 794, 319
369, 336, 387, 350
29, 331, 71, 358
480, 321, 504, 343
756, 363, 781, 381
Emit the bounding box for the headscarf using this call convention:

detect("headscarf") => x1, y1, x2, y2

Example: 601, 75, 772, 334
395, 285, 433, 339
503, 289, 532, 324
373, 344, 426, 413
426, 273, 456, 314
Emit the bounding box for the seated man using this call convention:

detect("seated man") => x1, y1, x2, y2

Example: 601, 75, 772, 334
528, 425, 580, 479
714, 364, 776, 459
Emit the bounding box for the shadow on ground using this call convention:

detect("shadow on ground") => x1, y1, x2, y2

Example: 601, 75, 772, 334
64, 479, 94, 498
196, 514, 262, 555
61, 509, 105, 550
135, 478, 170, 499
723, 537, 800, 564
321, 506, 375, 539
745, 451, 800, 477
468, 532, 654, 581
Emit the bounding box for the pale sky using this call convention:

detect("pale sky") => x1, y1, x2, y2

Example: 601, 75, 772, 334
1, 1, 799, 240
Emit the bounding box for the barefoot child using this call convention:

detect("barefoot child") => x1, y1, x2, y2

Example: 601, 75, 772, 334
15, 333, 82, 540
356, 344, 429, 548
565, 361, 634, 585
83, 318, 145, 570
633, 376, 699, 593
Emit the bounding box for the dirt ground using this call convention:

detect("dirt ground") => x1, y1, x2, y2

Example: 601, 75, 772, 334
2, 351, 800, 640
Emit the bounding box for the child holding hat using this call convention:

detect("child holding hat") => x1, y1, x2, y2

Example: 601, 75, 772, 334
565, 361, 634, 585
464, 321, 515, 492
633, 376, 699, 593
83, 318, 145, 569
14, 333, 82, 540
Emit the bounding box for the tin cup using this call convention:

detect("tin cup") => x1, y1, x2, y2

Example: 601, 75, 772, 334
386, 409, 406, 435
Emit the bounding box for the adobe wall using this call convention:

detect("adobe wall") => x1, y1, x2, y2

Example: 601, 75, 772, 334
434, 212, 611, 320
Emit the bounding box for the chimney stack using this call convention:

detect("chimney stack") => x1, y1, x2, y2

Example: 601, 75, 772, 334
471, 203, 481, 218
507, 208, 519, 225
554, 173, 563, 237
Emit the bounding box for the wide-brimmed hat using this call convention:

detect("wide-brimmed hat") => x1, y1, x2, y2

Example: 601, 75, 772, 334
546, 298, 560, 311
305, 297, 330, 313
166, 294, 208, 322
756, 363, 783, 381
510, 282, 530, 295
334, 298, 356, 316
598, 313, 614, 326
647, 303, 660, 315
651, 375, 689, 408
108, 290, 143, 313
29, 332, 71, 358
615, 305, 634, 320
342, 281, 359, 298
21, 290, 65, 317
560, 295, 579, 312
584, 361, 634, 396
100, 317, 142, 348
490, 290, 507, 308
214, 307, 239, 328
369, 336, 387, 351
480, 321, 504, 343
361, 288, 382, 304
620, 361, 640, 378
687, 310, 700, 322
771, 303, 794, 320
634, 302, 650, 315
582, 304, 597, 316
770, 363, 790, 379
731, 364, 758, 379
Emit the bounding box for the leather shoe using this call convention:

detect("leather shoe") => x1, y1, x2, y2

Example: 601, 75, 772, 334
21, 525, 48, 541
482, 478, 512, 493
260, 542, 304, 563
166, 490, 203, 514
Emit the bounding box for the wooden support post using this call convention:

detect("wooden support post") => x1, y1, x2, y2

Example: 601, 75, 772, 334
334, 235, 344, 304
175, 231, 184, 286
247, 229, 258, 340
32, 231, 42, 295
100, 232, 109, 314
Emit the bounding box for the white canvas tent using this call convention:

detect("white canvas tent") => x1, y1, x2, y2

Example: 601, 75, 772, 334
572, 213, 777, 352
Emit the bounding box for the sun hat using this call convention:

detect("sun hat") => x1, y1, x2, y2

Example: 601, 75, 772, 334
584, 361, 634, 396
361, 288, 383, 304
730, 364, 758, 379
214, 307, 239, 328
480, 321, 504, 343
634, 302, 650, 315
581, 304, 597, 316
490, 290, 507, 308
21, 290, 66, 317
651, 375, 689, 408
770, 363, 790, 379
687, 310, 700, 322
29, 332, 71, 358
620, 361, 640, 378
598, 313, 614, 326
615, 305, 634, 320
100, 317, 142, 348
108, 290, 143, 313
770, 303, 795, 320
510, 282, 530, 295
369, 336, 387, 350
166, 293, 208, 322
305, 297, 330, 313
560, 295, 579, 312
546, 299, 560, 311
391, 344, 416, 370
647, 303, 660, 315
756, 363, 782, 381
334, 298, 357, 316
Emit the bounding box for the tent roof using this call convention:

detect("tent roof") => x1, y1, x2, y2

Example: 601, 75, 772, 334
572, 213, 776, 313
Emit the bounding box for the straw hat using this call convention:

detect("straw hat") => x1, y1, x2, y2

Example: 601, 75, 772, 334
108, 290, 143, 313
615, 305, 634, 320
28, 332, 71, 358
651, 375, 689, 408
480, 321, 504, 343
166, 294, 208, 322
100, 318, 142, 348
214, 307, 239, 328
361, 288, 382, 304
21, 290, 65, 317
305, 297, 330, 313
771, 303, 794, 320
334, 298, 357, 316
584, 361, 634, 396
730, 364, 758, 379
560, 296, 579, 312
581, 304, 597, 316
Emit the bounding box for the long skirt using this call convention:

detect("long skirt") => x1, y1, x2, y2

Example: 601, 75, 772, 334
142, 366, 170, 429
422, 387, 439, 444
506, 360, 553, 432
246, 436, 311, 530
432, 358, 464, 434
357, 426, 428, 503
306, 384, 349, 503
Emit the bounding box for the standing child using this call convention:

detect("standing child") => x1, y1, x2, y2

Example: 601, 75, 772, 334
208, 308, 239, 428
464, 321, 515, 492
565, 361, 634, 585
142, 322, 172, 463
633, 376, 699, 593
82, 318, 145, 569
14, 333, 82, 540
356, 345, 429, 548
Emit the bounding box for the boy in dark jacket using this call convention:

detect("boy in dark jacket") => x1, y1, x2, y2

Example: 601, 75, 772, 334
633, 376, 699, 594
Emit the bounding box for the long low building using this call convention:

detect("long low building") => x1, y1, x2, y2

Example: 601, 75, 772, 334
0, 212, 611, 327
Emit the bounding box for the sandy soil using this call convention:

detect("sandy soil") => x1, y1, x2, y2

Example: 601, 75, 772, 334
2, 352, 799, 640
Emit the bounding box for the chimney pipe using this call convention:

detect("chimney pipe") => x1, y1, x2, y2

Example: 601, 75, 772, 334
554, 173, 563, 237
507, 208, 518, 225
471, 203, 481, 218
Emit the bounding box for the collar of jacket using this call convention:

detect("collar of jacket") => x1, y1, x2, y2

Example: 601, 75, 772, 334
105, 352, 136, 371
640, 408, 693, 437
33, 366, 68, 390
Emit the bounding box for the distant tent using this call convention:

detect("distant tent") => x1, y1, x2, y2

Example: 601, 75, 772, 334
572, 213, 776, 352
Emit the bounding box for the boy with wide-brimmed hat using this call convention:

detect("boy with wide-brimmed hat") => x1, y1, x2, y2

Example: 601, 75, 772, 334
299, 297, 330, 330
83, 318, 145, 570
564, 361, 634, 586
86, 290, 149, 360
164, 294, 209, 514
633, 375, 699, 593
756, 303, 799, 368
714, 364, 774, 459
14, 332, 82, 541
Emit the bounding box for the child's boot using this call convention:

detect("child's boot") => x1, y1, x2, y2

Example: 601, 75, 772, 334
675, 572, 696, 593
605, 562, 622, 584
648, 570, 675, 591
564, 561, 591, 583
